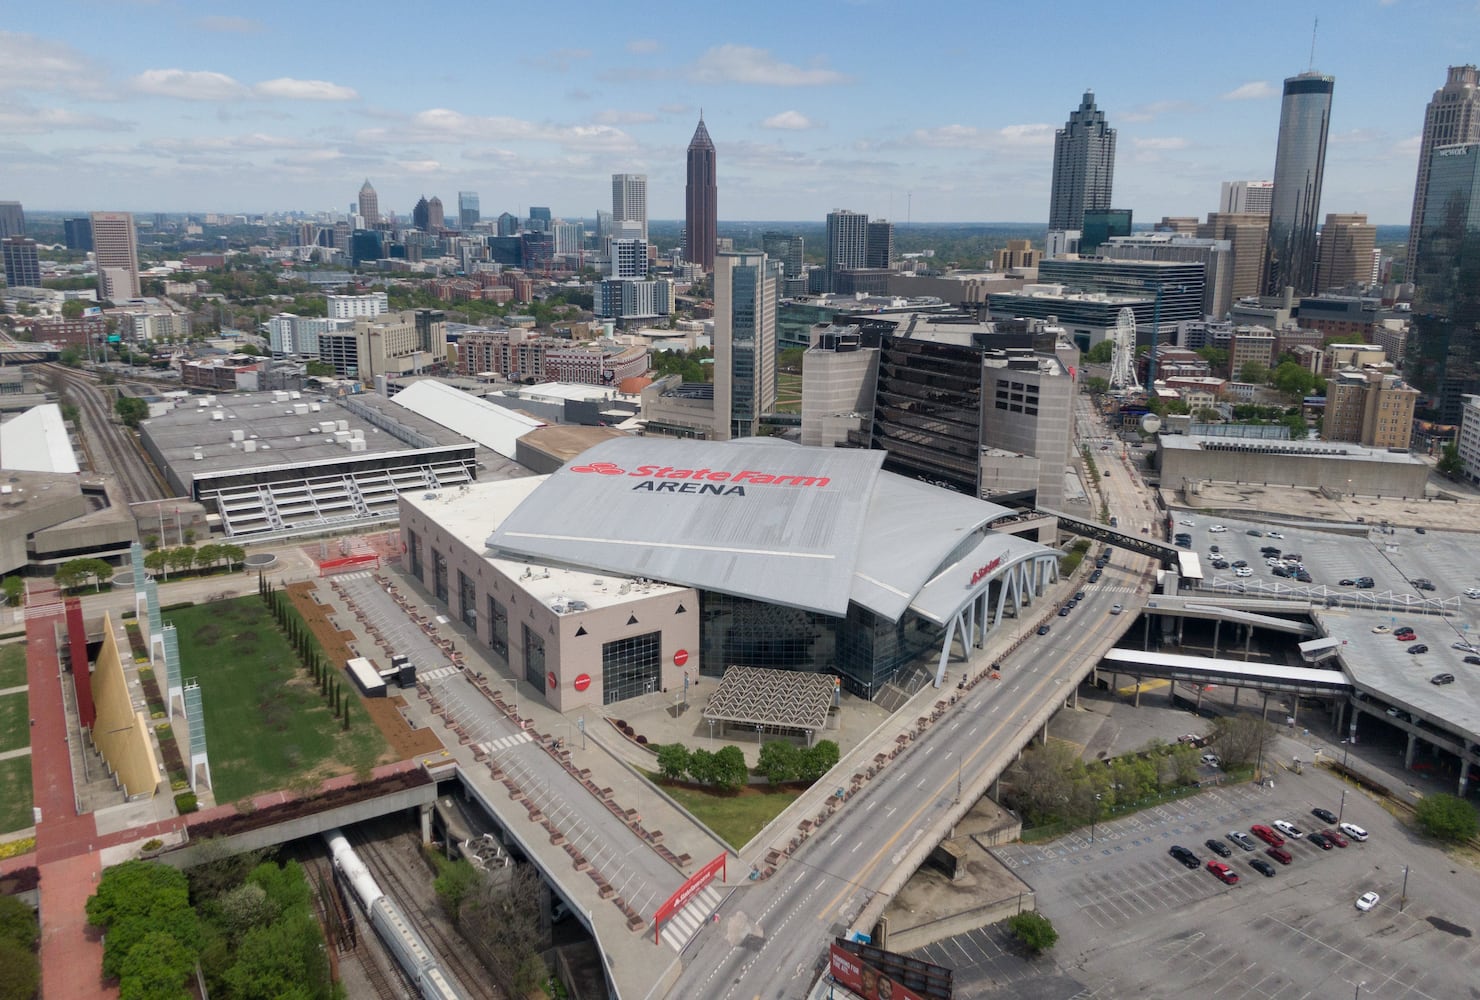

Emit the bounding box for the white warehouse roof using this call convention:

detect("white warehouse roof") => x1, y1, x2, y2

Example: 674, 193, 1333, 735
392, 379, 544, 459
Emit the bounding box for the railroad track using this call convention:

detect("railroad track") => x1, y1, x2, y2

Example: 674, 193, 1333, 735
297, 851, 404, 1000
39, 363, 171, 503
348, 826, 503, 1000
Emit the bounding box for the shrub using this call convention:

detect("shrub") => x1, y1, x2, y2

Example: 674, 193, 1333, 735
656, 744, 690, 782
141, 838, 164, 852
1007, 910, 1058, 955
0, 838, 36, 861
1414, 793, 1479, 842
174, 793, 198, 815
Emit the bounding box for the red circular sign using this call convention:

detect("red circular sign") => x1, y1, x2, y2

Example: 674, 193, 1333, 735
573, 674, 591, 692
547, 671, 557, 691
673, 649, 689, 667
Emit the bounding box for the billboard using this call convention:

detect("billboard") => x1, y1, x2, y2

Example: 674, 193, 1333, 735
829, 940, 952, 1000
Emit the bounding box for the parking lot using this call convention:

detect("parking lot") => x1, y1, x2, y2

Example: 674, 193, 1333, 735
987, 766, 1480, 999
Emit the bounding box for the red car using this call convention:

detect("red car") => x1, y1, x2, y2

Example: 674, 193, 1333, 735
1322, 829, 1348, 848
1207, 860, 1240, 885
1395, 633, 1418, 642
1266, 846, 1294, 865
1251, 824, 1285, 847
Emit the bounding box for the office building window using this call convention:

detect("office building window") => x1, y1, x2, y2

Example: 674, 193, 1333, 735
602, 631, 662, 705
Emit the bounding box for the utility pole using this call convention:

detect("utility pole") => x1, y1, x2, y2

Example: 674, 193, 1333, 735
1401, 864, 1410, 912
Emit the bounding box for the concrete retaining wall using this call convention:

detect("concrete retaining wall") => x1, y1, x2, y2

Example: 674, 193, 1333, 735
885, 891, 1036, 952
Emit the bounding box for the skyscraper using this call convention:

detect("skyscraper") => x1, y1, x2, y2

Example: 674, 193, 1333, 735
527, 207, 552, 233
412, 196, 431, 231
90, 211, 141, 301
761, 231, 804, 278
612, 173, 648, 242
825, 209, 868, 291
713, 251, 779, 439
458, 191, 480, 229
1263, 72, 1334, 297
1411, 141, 1480, 421
1314, 213, 1376, 292
427, 196, 444, 231
1219, 180, 1275, 215
496, 212, 520, 237
1406, 66, 1480, 280
0, 202, 23, 239
64, 217, 92, 251
685, 116, 717, 272
358, 179, 380, 226
866, 220, 895, 269
1, 238, 41, 288
1048, 91, 1116, 231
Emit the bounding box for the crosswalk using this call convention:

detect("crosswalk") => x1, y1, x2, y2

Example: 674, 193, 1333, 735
659, 885, 723, 951
335, 571, 374, 581
418, 665, 459, 682
476, 731, 533, 755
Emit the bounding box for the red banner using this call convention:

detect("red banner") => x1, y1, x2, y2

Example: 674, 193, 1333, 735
317, 552, 380, 576
829, 944, 927, 1000
653, 852, 726, 943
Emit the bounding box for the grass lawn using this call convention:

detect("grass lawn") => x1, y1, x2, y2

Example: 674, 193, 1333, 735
657, 780, 802, 850
0, 694, 28, 754
166, 596, 388, 803
0, 757, 32, 833
774, 372, 802, 414
0, 644, 25, 690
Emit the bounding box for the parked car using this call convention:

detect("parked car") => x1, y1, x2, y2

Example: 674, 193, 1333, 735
1464, 656, 1480, 666
1227, 831, 1257, 852
1178, 518, 1194, 526
1234, 567, 1253, 578
1307, 832, 1332, 850
1356, 577, 1375, 588
1322, 828, 1348, 848
1271, 565, 1291, 578
1206, 860, 1239, 885
1465, 587, 1480, 599
1408, 645, 1429, 655
1075, 591, 1086, 602
1249, 858, 1277, 877
1209, 524, 1227, 533
1058, 607, 1071, 617
1356, 891, 1380, 911
1232, 559, 1249, 568
1311, 807, 1338, 824
1211, 559, 1229, 569
1272, 820, 1304, 839
1243, 528, 1261, 536
1201, 752, 1221, 767
1266, 531, 1284, 538
1169, 845, 1200, 869
1396, 633, 1418, 642
1370, 625, 1390, 634
1251, 824, 1284, 847
1265, 846, 1294, 865
1339, 822, 1369, 841
1340, 578, 1356, 586
1450, 641, 1478, 653
1205, 838, 1232, 858
1411, 579, 1436, 591
1431, 673, 1455, 685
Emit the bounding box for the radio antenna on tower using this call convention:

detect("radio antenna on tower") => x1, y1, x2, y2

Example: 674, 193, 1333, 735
1309, 17, 1319, 71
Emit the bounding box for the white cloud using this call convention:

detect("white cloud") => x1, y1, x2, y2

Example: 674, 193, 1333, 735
689, 45, 848, 86
0, 101, 132, 135
527, 48, 592, 72
593, 109, 658, 125
761, 110, 819, 130
194, 15, 263, 34
1328, 127, 1383, 145
133, 69, 249, 101
1221, 81, 1278, 101
660, 103, 693, 115
626, 39, 660, 54
152, 133, 315, 153
254, 78, 358, 101
401, 159, 442, 174
1393, 135, 1422, 156
1133, 136, 1189, 151
1121, 100, 1196, 123
0, 31, 111, 99
357, 108, 638, 153
997, 123, 1054, 147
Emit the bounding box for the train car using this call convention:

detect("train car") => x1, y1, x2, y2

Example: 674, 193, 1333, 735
369, 895, 438, 981
420, 966, 464, 1000
325, 829, 383, 912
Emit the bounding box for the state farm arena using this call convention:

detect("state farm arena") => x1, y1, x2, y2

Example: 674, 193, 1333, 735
396, 438, 1059, 712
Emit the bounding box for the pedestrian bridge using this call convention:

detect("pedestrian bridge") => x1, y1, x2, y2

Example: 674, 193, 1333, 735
1100, 648, 1353, 697
1141, 595, 1318, 636
1038, 507, 1182, 568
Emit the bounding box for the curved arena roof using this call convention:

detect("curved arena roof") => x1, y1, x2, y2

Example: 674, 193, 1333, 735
486, 438, 1048, 620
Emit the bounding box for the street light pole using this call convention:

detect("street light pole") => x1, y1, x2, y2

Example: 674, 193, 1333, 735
1337, 788, 1348, 826
1355, 981, 1365, 1000
1091, 793, 1102, 844
1401, 864, 1410, 912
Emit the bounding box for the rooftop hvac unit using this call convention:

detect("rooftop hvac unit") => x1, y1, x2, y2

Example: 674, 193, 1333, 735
289, 390, 301, 400
192, 448, 204, 461
293, 403, 309, 415
243, 440, 257, 453
211, 410, 224, 420
309, 402, 321, 412
336, 419, 349, 432
273, 391, 290, 402
348, 439, 367, 452
231, 429, 245, 442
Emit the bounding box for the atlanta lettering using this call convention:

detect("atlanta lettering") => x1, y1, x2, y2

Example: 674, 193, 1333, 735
570, 461, 831, 489
968, 557, 1003, 586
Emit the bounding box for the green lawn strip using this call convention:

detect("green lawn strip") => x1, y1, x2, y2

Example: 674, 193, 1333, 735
0, 693, 29, 754
164, 597, 387, 803
655, 781, 801, 849
0, 757, 33, 833
0, 644, 26, 690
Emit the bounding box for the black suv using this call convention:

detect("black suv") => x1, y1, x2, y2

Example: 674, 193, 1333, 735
1204, 838, 1232, 858
1311, 807, 1338, 825
1355, 577, 1375, 589
1249, 858, 1277, 878
1169, 845, 1200, 869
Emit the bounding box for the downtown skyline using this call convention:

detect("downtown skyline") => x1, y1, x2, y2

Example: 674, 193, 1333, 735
2, 2, 1478, 223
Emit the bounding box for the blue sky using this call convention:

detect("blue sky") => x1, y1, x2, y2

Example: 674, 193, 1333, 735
2, 1, 1477, 223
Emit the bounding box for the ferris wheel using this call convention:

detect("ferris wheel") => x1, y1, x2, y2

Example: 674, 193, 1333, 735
1107, 307, 1140, 394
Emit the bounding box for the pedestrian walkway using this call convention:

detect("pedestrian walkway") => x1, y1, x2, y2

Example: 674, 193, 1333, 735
659, 884, 724, 952
0, 684, 27, 697
474, 731, 532, 755
0, 746, 31, 762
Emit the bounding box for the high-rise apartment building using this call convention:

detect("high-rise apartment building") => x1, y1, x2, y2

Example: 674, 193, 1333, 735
90, 211, 141, 301
527, 207, 552, 233
1198, 213, 1270, 304
1411, 141, 1480, 422
713, 252, 779, 439
496, 212, 519, 237
1263, 72, 1334, 297
458, 191, 480, 229
1314, 213, 1377, 292
993, 240, 1041, 271
427, 196, 444, 231
358, 179, 380, 226
1, 237, 41, 288
0, 202, 24, 238
553, 222, 584, 256
866, 220, 895, 269
326, 291, 389, 320
1324, 369, 1418, 449
761, 231, 805, 278
612, 174, 648, 242
1219, 181, 1275, 216
1048, 91, 1116, 231
685, 116, 717, 271
1407, 66, 1480, 280
610, 239, 649, 279
64, 218, 93, 251
825, 209, 869, 292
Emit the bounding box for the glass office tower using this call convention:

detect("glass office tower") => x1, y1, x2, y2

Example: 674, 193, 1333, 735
1411, 142, 1480, 422
1264, 73, 1334, 296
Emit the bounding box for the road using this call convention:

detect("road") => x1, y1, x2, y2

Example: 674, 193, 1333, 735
665, 395, 1158, 1000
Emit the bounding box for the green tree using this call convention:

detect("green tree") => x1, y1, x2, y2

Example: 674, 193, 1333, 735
194, 542, 223, 570
0, 936, 40, 1000
305, 360, 336, 377
166, 546, 197, 576
115, 395, 149, 428
54, 558, 94, 592
221, 544, 246, 570
1273, 361, 1317, 397
656, 743, 691, 782
61, 299, 87, 319
686, 748, 717, 785
1007, 910, 1058, 955
1195, 346, 1228, 370
222, 909, 330, 1000
1084, 376, 1110, 395
1414, 793, 1479, 842
798, 740, 840, 783
757, 741, 800, 785
3, 576, 27, 608
86, 860, 200, 980
433, 858, 482, 925
711, 745, 748, 792
0, 895, 38, 951
144, 549, 171, 579
1237, 361, 1270, 385
1437, 443, 1463, 477
1085, 340, 1115, 364
59, 346, 83, 367
118, 930, 195, 1000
